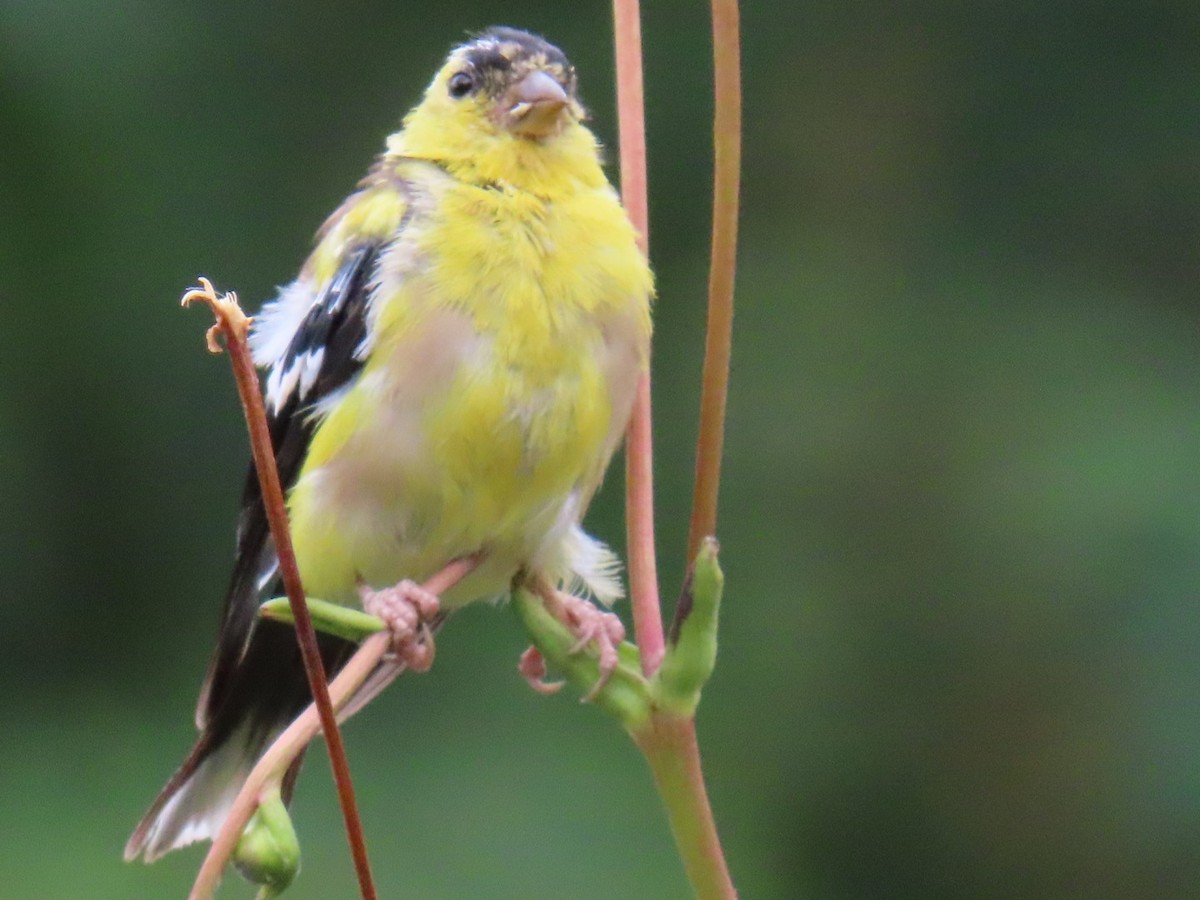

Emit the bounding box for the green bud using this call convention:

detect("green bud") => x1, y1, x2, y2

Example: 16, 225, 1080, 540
655, 537, 723, 716
233, 788, 300, 897
259, 595, 386, 642
511, 589, 652, 730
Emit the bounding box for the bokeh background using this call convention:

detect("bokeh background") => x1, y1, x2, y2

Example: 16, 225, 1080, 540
2, 1, 1198, 897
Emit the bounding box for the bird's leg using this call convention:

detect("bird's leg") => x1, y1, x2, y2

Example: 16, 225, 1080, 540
529, 582, 626, 701
357, 579, 441, 672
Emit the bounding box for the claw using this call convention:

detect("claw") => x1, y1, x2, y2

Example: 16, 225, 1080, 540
358, 579, 440, 673
539, 587, 625, 703
518, 646, 564, 695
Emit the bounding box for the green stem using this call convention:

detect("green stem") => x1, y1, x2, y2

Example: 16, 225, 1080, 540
633, 715, 737, 899
513, 542, 732, 898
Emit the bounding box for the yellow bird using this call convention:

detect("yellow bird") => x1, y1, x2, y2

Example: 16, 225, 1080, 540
126, 26, 652, 862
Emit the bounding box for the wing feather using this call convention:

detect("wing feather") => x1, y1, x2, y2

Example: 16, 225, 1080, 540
194, 241, 382, 728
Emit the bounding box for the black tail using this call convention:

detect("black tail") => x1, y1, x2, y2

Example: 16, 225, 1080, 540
124, 621, 353, 862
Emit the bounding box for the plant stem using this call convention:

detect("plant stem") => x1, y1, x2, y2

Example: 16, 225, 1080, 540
608, 9, 738, 899
183, 281, 376, 897
686, 0, 742, 563
189, 558, 477, 900
203, 286, 378, 900
613, 0, 665, 678
612, 1, 649, 259
191, 634, 388, 900
633, 715, 737, 899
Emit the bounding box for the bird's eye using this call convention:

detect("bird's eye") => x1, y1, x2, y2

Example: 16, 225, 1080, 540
447, 71, 476, 98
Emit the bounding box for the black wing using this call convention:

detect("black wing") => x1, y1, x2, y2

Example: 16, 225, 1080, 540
195, 241, 381, 730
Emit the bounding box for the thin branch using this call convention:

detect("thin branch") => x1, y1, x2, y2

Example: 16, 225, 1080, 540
685, 0, 741, 563
633, 715, 737, 899
613, 0, 665, 678
188, 558, 478, 900
612, 3, 649, 256
182, 279, 374, 898
609, 7, 740, 897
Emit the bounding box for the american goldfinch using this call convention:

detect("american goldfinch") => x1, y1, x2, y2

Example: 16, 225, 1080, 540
126, 26, 652, 862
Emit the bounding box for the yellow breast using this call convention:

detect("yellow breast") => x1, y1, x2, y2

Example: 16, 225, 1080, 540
288, 168, 651, 606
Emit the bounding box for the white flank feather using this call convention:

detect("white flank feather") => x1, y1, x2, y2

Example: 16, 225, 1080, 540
248, 279, 318, 369
562, 524, 625, 606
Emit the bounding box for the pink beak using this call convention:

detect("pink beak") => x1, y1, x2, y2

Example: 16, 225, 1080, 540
506, 70, 569, 136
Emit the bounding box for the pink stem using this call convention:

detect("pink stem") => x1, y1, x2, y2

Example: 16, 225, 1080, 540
613, 0, 664, 676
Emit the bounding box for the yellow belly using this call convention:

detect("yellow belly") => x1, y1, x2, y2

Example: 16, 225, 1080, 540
286, 176, 639, 607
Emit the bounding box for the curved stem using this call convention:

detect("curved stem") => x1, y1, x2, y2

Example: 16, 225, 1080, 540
183, 281, 375, 899
190, 635, 387, 900
686, 0, 742, 562
609, 7, 737, 899
613, 0, 664, 678
188, 559, 476, 900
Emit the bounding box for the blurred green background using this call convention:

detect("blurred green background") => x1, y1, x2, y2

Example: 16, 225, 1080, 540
2, 1, 1198, 897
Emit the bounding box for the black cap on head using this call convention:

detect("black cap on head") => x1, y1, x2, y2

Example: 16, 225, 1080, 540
449, 27, 577, 101
475, 27, 571, 70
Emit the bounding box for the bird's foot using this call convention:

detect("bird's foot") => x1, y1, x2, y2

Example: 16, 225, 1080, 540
542, 589, 626, 702
518, 645, 564, 695
358, 579, 440, 672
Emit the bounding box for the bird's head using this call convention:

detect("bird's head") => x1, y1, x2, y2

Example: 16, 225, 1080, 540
388, 28, 603, 193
